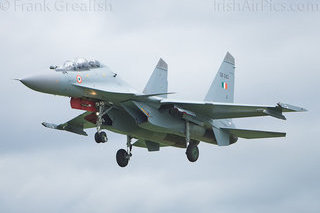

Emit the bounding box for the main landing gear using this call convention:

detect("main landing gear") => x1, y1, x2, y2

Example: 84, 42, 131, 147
94, 101, 112, 143
186, 143, 199, 162
185, 121, 199, 162
116, 136, 132, 167
93, 102, 198, 166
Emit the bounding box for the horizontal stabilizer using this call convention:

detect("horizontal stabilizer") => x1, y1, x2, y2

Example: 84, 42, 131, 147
222, 128, 286, 139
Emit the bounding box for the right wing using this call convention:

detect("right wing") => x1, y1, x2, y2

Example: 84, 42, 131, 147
42, 112, 96, 136
160, 99, 307, 120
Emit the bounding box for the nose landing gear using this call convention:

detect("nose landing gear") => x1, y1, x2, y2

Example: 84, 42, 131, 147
94, 101, 112, 144
95, 131, 108, 143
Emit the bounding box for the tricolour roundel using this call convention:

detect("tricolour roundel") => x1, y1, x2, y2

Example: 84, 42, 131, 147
76, 75, 82, 83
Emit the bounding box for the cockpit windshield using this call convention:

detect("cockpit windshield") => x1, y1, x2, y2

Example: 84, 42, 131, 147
55, 58, 102, 71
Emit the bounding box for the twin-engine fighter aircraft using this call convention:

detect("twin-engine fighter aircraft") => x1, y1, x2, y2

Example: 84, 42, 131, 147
19, 53, 306, 167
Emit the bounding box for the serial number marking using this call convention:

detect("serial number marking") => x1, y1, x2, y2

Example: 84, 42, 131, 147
219, 72, 229, 79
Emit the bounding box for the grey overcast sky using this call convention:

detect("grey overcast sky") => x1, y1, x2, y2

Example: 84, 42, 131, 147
0, 0, 319, 212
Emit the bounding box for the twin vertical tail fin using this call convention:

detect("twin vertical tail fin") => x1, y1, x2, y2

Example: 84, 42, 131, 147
204, 52, 235, 103
206, 52, 236, 146
144, 53, 234, 101
143, 58, 168, 98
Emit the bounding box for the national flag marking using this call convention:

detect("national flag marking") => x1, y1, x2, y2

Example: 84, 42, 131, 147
222, 82, 228, 90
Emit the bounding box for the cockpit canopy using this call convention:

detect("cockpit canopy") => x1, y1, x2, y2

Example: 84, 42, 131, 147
54, 58, 102, 71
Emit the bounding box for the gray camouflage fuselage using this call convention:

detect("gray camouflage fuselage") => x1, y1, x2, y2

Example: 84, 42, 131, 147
21, 66, 220, 148
20, 54, 306, 155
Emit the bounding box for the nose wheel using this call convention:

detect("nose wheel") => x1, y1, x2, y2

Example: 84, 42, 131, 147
95, 131, 108, 143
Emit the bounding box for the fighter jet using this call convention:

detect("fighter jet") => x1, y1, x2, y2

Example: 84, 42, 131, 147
19, 53, 306, 167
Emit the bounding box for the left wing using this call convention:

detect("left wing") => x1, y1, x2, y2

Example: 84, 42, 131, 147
42, 112, 96, 136
160, 99, 307, 120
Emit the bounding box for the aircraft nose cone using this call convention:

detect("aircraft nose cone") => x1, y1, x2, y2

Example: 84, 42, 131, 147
20, 76, 39, 89
21, 75, 46, 91
20, 73, 61, 95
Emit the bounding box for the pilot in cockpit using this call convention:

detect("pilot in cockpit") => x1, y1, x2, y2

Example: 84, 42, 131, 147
54, 58, 101, 71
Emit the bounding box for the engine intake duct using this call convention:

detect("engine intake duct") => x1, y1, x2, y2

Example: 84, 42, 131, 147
169, 107, 196, 118
70, 98, 97, 112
